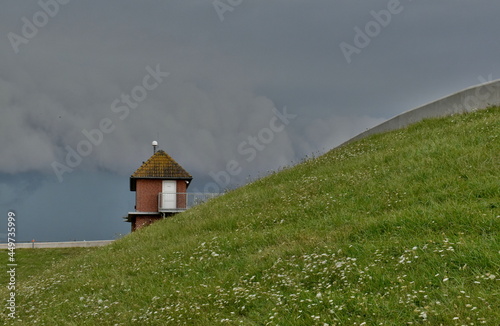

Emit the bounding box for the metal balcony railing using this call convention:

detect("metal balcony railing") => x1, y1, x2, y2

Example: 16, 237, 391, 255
158, 192, 220, 212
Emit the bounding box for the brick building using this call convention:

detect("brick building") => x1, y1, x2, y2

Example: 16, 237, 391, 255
125, 148, 192, 231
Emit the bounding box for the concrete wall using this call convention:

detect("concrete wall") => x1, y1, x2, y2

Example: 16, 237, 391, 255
341, 79, 500, 146
0, 240, 113, 249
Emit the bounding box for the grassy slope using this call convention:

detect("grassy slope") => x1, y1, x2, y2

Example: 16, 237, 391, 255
2, 108, 499, 325
0, 248, 96, 285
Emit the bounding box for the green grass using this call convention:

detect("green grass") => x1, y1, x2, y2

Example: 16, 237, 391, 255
0, 248, 96, 285
1, 107, 499, 325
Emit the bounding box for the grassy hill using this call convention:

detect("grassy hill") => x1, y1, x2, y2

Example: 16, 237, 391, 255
0, 248, 95, 285
2, 107, 499, 325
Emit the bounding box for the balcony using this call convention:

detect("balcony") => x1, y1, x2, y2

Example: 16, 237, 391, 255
158, 192, 220, 212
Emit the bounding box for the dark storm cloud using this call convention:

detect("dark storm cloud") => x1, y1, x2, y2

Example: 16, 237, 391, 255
1, 0, 500, 240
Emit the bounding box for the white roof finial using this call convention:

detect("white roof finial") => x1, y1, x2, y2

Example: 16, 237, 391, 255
152, 140, 158, 154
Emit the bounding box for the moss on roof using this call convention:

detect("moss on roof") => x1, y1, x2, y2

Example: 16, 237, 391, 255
131, 150, 192, 179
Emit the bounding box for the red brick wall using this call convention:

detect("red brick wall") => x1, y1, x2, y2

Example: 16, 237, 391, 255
132, 216, 161, 231
135, 179, 189, 211
176, 180, 187, 209
131, 179, 189, 231
136, 179, 162, 212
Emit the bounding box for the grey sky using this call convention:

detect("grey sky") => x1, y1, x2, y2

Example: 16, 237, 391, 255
1, 0, 500, 241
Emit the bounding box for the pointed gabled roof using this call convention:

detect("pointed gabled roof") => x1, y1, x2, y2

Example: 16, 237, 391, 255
130, 150, 192, 191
